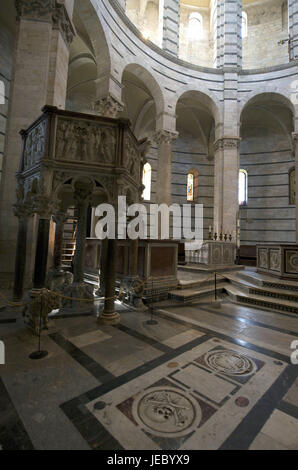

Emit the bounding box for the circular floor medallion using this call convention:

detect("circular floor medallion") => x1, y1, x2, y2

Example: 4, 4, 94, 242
132, 387, 201, 438
204, 349, 256, 376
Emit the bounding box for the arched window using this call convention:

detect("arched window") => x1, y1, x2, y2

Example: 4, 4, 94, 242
242, 12, 248, 38
188, 12, 203, 41
142, 162, 152, 201
187, 169, 199, 202
289, 168, 296, 205
239, 169, 248, 206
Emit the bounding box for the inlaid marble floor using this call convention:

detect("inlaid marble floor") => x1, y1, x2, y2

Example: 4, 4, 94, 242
0, 297, 297, 450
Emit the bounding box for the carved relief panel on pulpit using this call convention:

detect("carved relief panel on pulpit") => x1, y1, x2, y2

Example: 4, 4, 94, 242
55, 118, 117, 164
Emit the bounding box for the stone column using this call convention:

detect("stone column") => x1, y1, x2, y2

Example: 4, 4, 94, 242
52, 211, 68, 271
0, 0, 75, 288
160, 0, 180, 56
73, 194, 88, 284
13, 203, 33, 300
211, 0, 242, 68
98, 239, 120, 324
293, 133, 298, 242
289, 0, 298, 60
33, 199, 54, 289
154, 130, 178, 206
213, 137, 241, 240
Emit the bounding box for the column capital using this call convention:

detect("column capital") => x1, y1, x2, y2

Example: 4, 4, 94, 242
53, 210, 68, 225
34, 195, 57, 219
93, 94, 124, 119
74, 181, 93, 206
15, 0, 75, 46
154, 130, 179, 145
214, 137, 241, 152
13, 202, 34, 220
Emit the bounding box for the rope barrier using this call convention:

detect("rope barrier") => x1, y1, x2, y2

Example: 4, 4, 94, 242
0, 271, 228, 308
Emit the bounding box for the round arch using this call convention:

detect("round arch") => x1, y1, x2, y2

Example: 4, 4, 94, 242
174, 86, 222, 129
76, 0, 112, 77
239, 90, 295, 119
120, 62, 165, 117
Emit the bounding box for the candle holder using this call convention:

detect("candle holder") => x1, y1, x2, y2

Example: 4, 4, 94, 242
229, 234, 232, 242
214, 233, 218, 241
219, 232, 223, 241
224, 234, 227, 241
208, 230, 212, 240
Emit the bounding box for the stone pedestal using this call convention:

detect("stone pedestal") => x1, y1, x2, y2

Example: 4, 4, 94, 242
195, 241, 236, 266
257, 244, 298, 280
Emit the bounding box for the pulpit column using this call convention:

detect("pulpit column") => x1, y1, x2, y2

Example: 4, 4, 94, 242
52, 211, 68, 272
13, 203, 33, 300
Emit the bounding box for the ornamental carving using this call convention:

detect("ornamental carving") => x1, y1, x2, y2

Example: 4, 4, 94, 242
258, 248, 268, 269
285, 250, 298, 274
93, 94, 124, 118
23, 120, 47, 170
56, 119, 117, 164
154, 130, 178, 145
15, 0, 74, 46
124, 134, 139, 180
213, 137, 241, 153
132, 387, 200, 437
269, 249, 281, 272
204, 349, 256, 376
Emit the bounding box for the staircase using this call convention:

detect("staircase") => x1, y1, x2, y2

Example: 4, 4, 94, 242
61, 208, 77, 269
224, 271, 298, 315
169, 268, 298, 315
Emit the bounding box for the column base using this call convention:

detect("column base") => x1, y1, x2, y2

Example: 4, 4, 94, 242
59, 282, 94, 315
23, 288, 57, 335
97, 311, 121, 325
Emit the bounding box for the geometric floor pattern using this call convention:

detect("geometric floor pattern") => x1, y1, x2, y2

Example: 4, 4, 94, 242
0, 297, 298, 450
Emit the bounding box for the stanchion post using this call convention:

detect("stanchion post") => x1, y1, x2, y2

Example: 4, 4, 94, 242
29, 295, 49, 360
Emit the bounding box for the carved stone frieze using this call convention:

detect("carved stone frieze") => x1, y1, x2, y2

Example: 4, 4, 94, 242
23, 120, 47, 170
124, 134, 139, 181
56, 119, 117, 164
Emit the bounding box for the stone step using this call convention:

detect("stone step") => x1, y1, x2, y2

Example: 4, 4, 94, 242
237, 270, 298, 292
226, 275, 298, 303
169, 281, 227, 303
179, 264, 245, 274
225, 285, 298, 315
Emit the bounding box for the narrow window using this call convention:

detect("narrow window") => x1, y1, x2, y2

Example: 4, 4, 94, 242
188, 12, 203, 41
239, 169, 248, 206
187, 173, 194, 201
242, 12, 248, 38
142, 162, 152, 201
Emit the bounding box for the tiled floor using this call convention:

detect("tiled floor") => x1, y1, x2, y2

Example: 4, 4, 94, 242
0, 296, 297, 450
